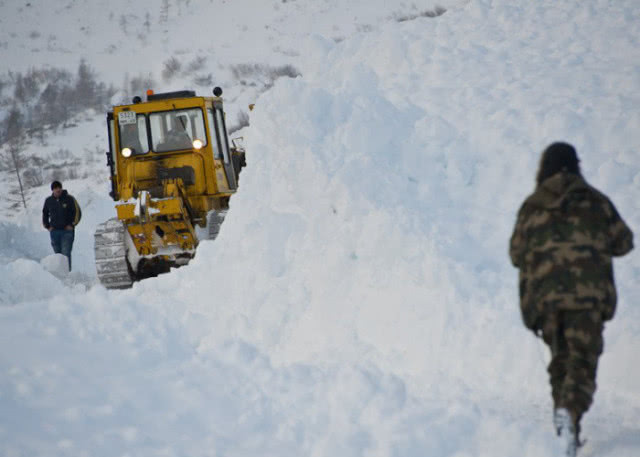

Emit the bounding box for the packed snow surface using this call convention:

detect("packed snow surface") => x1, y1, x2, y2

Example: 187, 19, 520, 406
2, 0, 640, 456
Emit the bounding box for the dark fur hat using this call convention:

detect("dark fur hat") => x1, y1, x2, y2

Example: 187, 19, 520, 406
536, 142, 580, 185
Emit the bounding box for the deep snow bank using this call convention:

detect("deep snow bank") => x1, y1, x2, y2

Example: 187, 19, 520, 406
184, 0, 640, 406
2, 0, 640, 456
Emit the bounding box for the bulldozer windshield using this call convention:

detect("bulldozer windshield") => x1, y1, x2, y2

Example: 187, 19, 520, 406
150, 108, 208, 153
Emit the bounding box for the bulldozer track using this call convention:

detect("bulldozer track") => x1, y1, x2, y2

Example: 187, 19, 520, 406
94, 218, 133, 289
207, 209, 228, 240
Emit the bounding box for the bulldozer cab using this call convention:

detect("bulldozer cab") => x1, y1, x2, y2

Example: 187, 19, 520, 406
106, 89, 240, 202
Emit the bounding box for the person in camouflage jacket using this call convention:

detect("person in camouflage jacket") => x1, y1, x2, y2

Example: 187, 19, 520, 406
509, 142, 633, 449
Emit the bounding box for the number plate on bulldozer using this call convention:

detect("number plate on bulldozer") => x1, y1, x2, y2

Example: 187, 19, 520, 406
118, 111, 137, 125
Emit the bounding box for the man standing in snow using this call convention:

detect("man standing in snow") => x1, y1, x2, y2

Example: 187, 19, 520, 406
42, 181, 81, 271
509, 142, 633, 455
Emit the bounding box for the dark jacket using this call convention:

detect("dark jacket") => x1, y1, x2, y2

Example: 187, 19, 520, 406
510, 172, 633, 329
43, 190, 80, 230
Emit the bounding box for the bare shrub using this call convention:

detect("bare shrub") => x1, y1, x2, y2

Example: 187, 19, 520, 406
76, 59, 98, 106
22, 166, 45, 188
424, 6, 447, 18
162, 56, 182, 82
66, 167, 79, 180
49, 148, 73, 161
230, 63, 261, 80
267, 64, 300, 80
229, 111, 250, 134
119, 15, 128, 34
41, 148, 84, 182
130, 73, 156, 96
160, 0, 170, 23
230, 63, 301, 89
83, 145, 103, 165
193, 73, 213, 86
144, 12, 152, 33
394, 6, 446, 22
187, 56, 207, 73
0, 107, 28, 208
42, 67, 73, 84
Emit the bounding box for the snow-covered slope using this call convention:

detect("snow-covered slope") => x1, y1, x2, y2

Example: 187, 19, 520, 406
0, 0, 459, 109
1, 0, 640, 456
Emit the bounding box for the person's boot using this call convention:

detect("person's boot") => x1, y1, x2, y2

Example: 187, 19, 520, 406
553, 408, 578, 457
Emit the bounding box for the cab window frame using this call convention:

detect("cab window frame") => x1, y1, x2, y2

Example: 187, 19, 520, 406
148, 107, 209, 154
117, 112, 151, 156
206, 107, 222, 160
214, 107, 231, 165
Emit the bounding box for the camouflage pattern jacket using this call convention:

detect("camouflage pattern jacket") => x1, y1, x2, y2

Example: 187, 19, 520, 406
510, 172, 633, 330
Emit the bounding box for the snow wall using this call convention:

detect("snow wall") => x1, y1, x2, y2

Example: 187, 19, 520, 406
1, 0, 640, 456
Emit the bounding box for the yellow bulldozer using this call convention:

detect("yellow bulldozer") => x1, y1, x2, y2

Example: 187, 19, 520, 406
95, 88, 245, 289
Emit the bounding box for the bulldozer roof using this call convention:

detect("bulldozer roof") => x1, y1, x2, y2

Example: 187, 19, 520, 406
147, 90, 196, 101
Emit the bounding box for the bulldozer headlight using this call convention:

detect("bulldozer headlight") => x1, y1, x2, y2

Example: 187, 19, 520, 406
121, 147, 133, 158
192, 139, 204, 150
